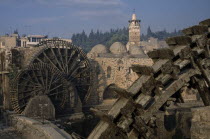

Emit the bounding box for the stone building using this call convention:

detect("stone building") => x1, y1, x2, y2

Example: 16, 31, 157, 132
88, 44, 153, 105
125, 13, 168, 54
87, 13, 155, 105
0, 34, 19, 49
0, 33, 72, 48
20, 35, 47, 47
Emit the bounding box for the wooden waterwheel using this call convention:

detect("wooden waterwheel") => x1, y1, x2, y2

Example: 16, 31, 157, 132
27, 39, 93, 103
10, 63, 75, 114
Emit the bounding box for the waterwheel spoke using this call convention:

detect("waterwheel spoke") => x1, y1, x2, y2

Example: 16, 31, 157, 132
45, 68, 49, 90
20, 77, 40, 86
49, 84, 63, 92
35, 57, 45, 63
43, 51, 58, 69
26, 72, 37, 84
48, 90, 66, 96
32, 70, 41, 85
50, 47, 64, 72
66, 50, 76, 73
65, 46, 68, 71
68, 54, 81, 74
57, 45, 66, 72
72, 67, 89, 79
48, 72, 56, 90
37, 69, 45, 87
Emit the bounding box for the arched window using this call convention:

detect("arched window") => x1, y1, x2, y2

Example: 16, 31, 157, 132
107, 66, 111, 78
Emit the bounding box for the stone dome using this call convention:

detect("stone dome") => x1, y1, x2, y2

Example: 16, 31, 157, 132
129, 46, 145, 55
90, 44, 108, 54
110, 42, 127, 55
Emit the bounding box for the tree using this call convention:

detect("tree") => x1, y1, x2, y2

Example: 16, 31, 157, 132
147, 26, 152, 36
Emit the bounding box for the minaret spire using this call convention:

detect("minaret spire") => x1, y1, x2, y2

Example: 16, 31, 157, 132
126, 12, 141, 51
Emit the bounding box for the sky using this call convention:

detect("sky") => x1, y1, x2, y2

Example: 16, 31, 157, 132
0, 0, 210, 38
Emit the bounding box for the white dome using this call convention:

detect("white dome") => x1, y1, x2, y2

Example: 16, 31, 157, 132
129, 46, 145, 55
110, 42, 127, 55
90, 44, 108, 54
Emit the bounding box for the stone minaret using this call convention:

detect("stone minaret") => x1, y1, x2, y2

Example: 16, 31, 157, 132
126, 13, 141, 51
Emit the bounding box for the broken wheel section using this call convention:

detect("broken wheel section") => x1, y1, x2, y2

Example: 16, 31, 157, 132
88, 19, 210, 139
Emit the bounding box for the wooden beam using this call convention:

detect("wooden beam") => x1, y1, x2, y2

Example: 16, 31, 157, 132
0, 71, 9, 75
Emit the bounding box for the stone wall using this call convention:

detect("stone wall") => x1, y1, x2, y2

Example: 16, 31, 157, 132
191, 106, 210, 139
90, 57, 153, 102
0, 36, 17, 48
0, 49, 12, 109
10, 115, 73, 139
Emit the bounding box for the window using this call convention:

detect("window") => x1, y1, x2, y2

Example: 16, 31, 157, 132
107, 66, 111, 78
2, 42, 5, 46
32, 38, 36, 42
129, 67, 133, 74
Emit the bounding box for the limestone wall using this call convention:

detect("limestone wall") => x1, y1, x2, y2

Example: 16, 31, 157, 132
191, 106, 210, 139
91, 57, 153, 102
0, 36, 17, 48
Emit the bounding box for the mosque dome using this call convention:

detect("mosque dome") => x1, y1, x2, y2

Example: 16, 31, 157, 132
90, 44, 108, 54
110, 42, 127, 55
129, 46, 145, 55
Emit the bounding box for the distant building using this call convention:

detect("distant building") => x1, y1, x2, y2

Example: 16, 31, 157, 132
87, 13, 169, 106
87, 42, 153, 104
0, 33, 72, 48
0, 33, 19, 49
25, 35, 47, 47
87, 13, 155, 105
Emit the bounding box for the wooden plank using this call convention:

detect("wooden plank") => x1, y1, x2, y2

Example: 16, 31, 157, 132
117, 116, 133, 131
107, 84, 133, 99
147, 48, 174, 59
127, 75, 151, 95
135, 94, 152, 108
87, 121, 110, 139
165, 36, 192, 46
192, 48, 205, 56
0, 71, 9, 74
140, 76, 156, 94
108, 97, 129, 118
199, 19, 210, 27
131, 65, 154, 75
174, 59, 190, 70
143, 69, 198, 121
182, 25, 208, 35
172, 45, 189, 56
152, 59, 169, 73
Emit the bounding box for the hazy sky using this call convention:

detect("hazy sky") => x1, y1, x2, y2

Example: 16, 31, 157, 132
0, 0, 210, 38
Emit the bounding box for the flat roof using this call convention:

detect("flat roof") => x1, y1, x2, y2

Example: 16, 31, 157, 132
27, 35, 47, 38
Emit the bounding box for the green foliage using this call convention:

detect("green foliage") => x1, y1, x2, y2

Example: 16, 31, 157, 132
71, 27, 182, 53
142, 27, 182, 41
71, 28, 128, 52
